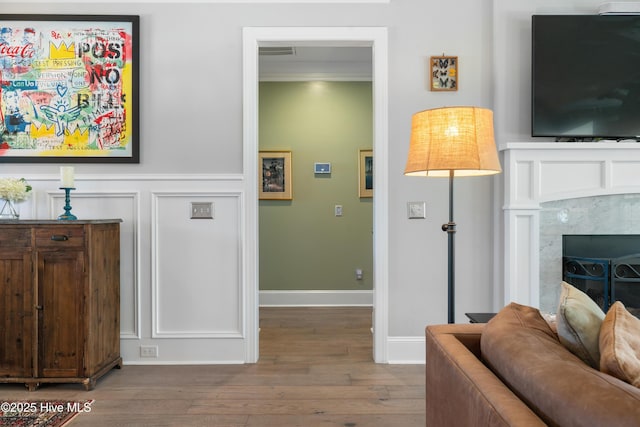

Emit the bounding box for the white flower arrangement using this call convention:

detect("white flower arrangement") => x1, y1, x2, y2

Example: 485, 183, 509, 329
0, 178, 32, 202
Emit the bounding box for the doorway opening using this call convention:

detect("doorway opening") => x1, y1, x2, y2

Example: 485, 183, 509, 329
242, 27, 389, 363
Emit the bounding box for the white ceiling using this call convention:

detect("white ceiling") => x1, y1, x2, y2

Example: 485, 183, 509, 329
258, 46, 372, 81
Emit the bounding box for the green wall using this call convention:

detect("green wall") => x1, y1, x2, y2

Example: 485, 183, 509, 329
259, 81, 373, 291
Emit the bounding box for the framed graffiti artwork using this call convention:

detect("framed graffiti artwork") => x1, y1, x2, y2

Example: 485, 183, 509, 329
0, 14, 139, 163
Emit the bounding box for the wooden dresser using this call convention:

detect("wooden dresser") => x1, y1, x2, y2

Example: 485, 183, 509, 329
0, 220, 122, 390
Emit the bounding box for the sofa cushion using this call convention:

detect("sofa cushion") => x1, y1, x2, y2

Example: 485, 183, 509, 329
556, 281, 605, 368
481, 302, 640, 427
600, 301, 640, 388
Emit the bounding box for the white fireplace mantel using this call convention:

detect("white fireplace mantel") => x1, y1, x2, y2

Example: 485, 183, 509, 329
500, 142, 640, 308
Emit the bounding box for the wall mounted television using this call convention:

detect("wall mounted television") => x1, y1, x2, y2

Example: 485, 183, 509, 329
532, 15, 640, 140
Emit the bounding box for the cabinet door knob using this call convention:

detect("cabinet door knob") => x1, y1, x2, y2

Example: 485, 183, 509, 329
35, 305, 43, 310
50, 235, 69, 241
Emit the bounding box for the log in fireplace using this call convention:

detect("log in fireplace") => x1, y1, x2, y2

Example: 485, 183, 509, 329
562, 235, 640, 318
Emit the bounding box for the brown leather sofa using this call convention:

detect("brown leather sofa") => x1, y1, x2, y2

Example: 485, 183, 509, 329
425, 304, 640, 427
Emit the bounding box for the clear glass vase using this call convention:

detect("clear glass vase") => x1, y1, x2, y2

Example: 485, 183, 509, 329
0, 199, 19, 219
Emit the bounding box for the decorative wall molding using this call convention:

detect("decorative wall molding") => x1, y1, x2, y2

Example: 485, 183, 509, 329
5, 173, 244, 183
4, 171, 428, 364
10, 174, 250, 363
47, 190, 142, 340
151, 191, 244, 339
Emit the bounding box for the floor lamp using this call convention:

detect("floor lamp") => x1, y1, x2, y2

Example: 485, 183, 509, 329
404, 106, 501, 323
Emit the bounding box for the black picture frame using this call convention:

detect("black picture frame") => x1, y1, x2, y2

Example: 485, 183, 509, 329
0, 14, 139, 163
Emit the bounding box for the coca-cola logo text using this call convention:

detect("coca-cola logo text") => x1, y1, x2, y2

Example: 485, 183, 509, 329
0, 43, 35, 59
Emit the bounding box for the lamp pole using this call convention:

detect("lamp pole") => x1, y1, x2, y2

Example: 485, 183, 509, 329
442, 170, 456, 324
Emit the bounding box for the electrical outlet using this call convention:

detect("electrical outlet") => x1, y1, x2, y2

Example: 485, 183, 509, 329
191, 202, 214, 219
140, 345, 158, 358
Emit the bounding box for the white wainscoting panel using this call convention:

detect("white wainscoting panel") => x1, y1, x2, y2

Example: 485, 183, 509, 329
152, 192, 243, 339
9, 173, 248, 364
49, 190, 140, 339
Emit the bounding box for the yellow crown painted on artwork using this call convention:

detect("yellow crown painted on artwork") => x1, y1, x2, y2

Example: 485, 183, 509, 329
63, 127, 89, 147
30, 123, 55, 138
49, 42, 76, 60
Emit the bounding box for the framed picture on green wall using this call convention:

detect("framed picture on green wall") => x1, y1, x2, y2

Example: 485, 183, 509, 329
359, 149, 373, 198
259, 150, 292, 200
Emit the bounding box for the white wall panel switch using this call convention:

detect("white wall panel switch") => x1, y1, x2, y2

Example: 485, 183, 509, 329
335, 205, 343, 216
407, 201, 426, 219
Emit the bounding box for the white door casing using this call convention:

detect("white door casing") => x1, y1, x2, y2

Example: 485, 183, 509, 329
242, 26, 389, 362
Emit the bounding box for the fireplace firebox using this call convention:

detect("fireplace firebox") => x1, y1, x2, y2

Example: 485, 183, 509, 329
562, 235, 640, 318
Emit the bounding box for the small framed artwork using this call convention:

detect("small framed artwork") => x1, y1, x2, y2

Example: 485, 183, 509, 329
430, 56, 457, 91
359, 149, 373, 198
259, 151, 292, 200
0, 14, 140, 163
314, 162, 331, 174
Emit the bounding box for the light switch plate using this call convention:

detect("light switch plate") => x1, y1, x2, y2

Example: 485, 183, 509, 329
191, 202, 214, 219
407, 201, 426, 219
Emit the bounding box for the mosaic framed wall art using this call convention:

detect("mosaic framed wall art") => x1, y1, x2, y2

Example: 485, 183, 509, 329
430, 55, 457, 91
0, 14, 139, 163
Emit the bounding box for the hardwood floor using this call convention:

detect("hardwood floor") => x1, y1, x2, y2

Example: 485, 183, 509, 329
0, 307, 425, 426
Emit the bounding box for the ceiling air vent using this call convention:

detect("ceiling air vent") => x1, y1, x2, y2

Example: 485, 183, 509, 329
259, 47, 296, 56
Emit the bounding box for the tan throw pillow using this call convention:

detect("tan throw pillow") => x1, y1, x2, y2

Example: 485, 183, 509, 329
556, 281, 605, 368
600, 301, 640, 387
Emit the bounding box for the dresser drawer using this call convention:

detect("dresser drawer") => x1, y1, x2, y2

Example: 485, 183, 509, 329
35, 226, 85, 248
0, 227, 31, 247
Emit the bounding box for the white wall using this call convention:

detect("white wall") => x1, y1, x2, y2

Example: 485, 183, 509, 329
2, 0, 606, 363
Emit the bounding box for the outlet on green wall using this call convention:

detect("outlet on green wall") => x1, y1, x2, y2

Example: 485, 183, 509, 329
259, 81, 373, 291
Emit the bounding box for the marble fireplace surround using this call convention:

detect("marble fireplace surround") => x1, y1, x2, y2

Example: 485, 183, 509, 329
500, 142, 640, 312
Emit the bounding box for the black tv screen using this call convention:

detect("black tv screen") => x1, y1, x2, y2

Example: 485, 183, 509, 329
532, 15, 640, 139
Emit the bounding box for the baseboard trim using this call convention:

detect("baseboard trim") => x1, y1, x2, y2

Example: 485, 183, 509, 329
122, 337, 425, 365
259, 290, 373, 307
387, 336, 425, 364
